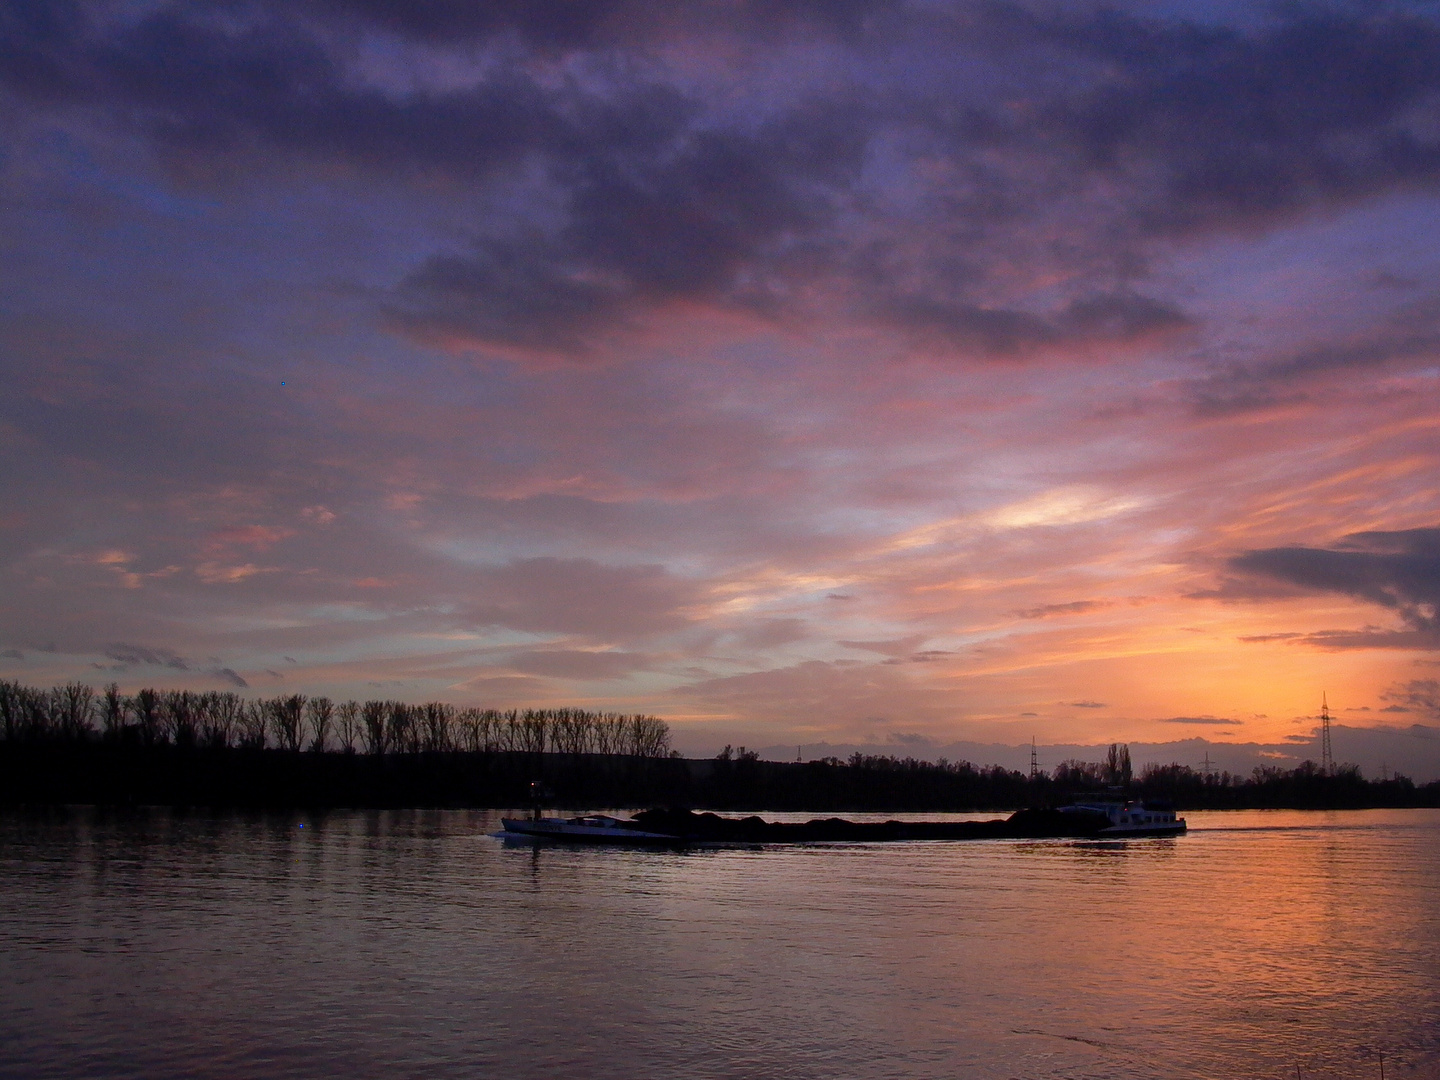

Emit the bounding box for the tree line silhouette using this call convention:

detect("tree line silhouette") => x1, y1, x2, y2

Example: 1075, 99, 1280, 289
0, 680, 671, 757
696, 741, 1437, 811
1, 680, 1436, 810
0, 679, 679, 808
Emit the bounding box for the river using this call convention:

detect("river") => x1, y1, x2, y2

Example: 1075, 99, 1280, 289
2, 807, 1436, 1079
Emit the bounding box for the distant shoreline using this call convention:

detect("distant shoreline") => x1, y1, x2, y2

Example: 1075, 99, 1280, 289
5, 681, 1435, 812
3, 743, 1436, 813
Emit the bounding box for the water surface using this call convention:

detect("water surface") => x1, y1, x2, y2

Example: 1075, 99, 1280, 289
2, 808, 1436, 1079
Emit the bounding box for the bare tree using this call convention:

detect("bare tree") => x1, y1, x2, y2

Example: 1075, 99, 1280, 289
518, 709, 548, 754
102, 683, 126, 741
631, 715, 670, 757
133, 687, 163, 745
494, 709, 517, 752
163, 690, 197, 747
456, 707, 480, 752
195, 692, 218, 748
52, 682, 95, 741
237, 699, 267, 749
387, 701, 417, 754
623, 714, 652, 757
336, 700, 360, 753
305, 696, 333, 752
0, 677, 677, 764
268, 695, 306, 752
99, 683, 124, 742
595, 713, 624, 756
485, 709, 504, 752
361, 699, 387, 755
206, 692, 245, 748
20, 686, 52, 741
421, 702, 455, 752
192, 692, 215, 746
552, 709, 584, 754
0, 681, 20, 742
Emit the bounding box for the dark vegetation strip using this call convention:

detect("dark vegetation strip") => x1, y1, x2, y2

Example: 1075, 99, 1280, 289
1, 681, 1436, 811
0, 681, 671, 756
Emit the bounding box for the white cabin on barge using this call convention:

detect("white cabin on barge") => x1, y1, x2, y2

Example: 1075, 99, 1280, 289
1058, 799, 1186, 837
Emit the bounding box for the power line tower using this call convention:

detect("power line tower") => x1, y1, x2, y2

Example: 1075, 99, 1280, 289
1202, 752, 1214, 778
1030, 736, 1038, 782
1320, 692, 1334, 777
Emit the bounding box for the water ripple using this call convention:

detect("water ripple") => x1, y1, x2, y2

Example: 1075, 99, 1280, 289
1, 807, 1437, 1080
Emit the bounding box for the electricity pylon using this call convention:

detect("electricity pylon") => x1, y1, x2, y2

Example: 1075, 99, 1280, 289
1320, 693, 1334, 777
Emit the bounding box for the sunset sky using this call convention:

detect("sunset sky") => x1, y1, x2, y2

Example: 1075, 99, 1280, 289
3, 1, 1439, 770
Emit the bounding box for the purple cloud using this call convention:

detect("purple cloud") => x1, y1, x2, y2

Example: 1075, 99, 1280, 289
1228, 528, 1440, 646
3, 0, 1440, 753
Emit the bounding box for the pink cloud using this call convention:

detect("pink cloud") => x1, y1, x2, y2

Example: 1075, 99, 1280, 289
2, 0, 1439, 755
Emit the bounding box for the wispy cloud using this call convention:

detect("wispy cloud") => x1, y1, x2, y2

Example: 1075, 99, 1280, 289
2, 0, 1440, 750
1018, 600, 1110, 620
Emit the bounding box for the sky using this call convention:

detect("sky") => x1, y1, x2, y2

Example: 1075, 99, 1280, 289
3, 0, 1440, 774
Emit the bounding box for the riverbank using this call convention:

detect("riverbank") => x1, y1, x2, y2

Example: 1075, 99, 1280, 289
2, 743, 1436, 811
